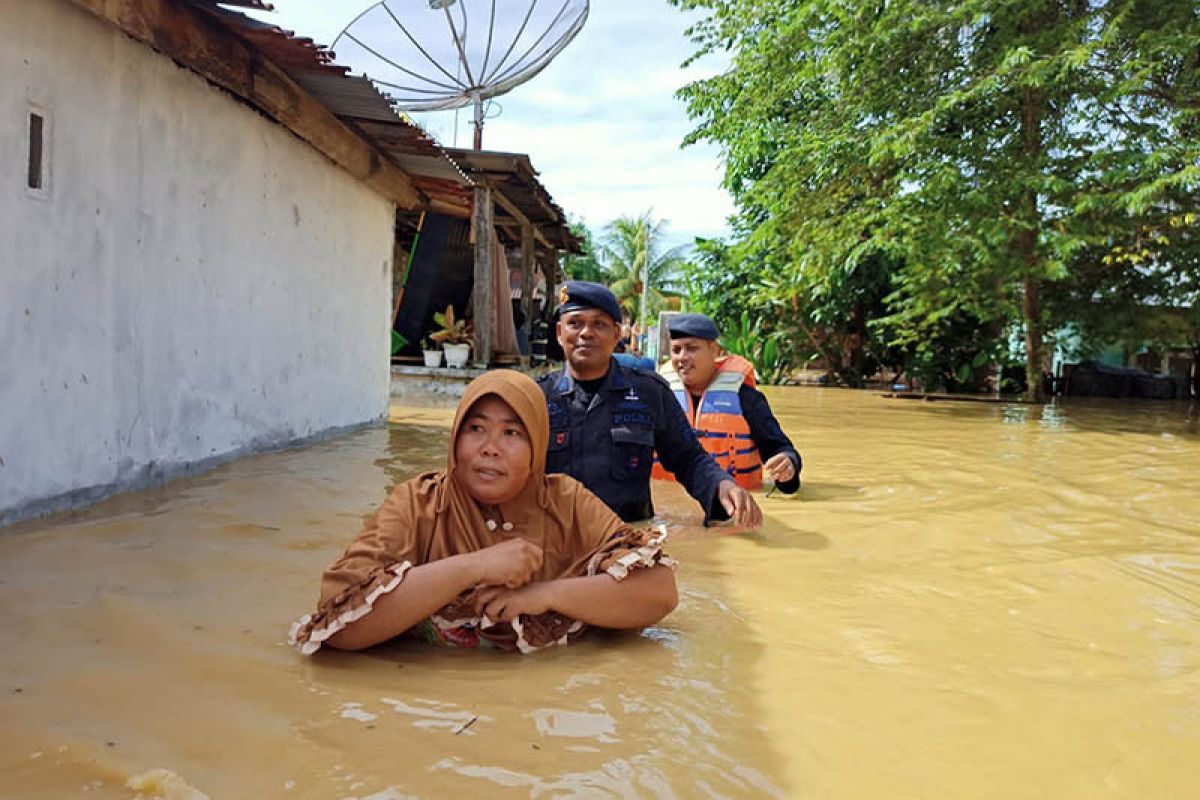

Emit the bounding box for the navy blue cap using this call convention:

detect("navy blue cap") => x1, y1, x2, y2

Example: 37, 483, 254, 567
555, 280, 623, 323
668, 313, 720, 341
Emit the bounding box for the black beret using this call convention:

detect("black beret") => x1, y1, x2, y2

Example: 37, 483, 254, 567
667, 313, 720, 341
554, 280, 623, 323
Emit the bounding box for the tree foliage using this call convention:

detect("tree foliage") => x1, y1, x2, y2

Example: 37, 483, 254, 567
1045, 210, 1200, 394
672, 0, 1200, 399
682, 237, 901, 385
719, 309, 793, 384
560, 217, 607, 284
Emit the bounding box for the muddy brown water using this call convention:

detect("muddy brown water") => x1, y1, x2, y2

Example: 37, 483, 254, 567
2, 389, 1198, 799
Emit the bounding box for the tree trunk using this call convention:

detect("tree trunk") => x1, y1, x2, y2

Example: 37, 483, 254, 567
1191, 343, 1200, 400
1019, 86, 1045, 403
848, 302, 867, 387
1022, 277, 1043, 401
846, 335, 865, 387
794, 317, 842, 381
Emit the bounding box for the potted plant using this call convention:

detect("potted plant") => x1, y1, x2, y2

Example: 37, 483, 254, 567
430, 304, 473, 368
421, 336, 443, 368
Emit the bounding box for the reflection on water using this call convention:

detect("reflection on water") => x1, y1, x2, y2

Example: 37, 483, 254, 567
2, 390, 1198, 798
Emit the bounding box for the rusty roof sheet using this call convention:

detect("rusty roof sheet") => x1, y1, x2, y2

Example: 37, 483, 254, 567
190, 2, 343, 74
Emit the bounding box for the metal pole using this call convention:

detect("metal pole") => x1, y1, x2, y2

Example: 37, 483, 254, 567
638, 256, 649, 354
472, 91, 484, 149
637, 218, 650, 354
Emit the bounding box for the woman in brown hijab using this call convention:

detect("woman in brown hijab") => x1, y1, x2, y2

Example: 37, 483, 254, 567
289, 370, 678, 655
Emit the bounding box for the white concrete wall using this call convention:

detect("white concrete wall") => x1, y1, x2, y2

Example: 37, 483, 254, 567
0, 1, 396, 524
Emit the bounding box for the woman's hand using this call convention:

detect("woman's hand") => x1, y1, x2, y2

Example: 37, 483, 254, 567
474, 568, 677, 629
469, 538, 543, 588
473, 583, 552, 623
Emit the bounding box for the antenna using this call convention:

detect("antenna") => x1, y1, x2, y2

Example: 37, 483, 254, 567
334, 0, 589, 149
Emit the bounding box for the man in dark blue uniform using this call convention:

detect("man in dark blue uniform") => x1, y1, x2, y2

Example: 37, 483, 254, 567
537, 281, 763, 527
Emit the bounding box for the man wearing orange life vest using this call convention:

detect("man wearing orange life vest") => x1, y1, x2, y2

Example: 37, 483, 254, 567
652, 314, 801, 494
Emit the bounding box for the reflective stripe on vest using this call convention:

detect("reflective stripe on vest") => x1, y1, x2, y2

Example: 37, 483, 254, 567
651, 355, 763, 489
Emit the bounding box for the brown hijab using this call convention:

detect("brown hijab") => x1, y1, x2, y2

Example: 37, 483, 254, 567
289, 370, 672, 654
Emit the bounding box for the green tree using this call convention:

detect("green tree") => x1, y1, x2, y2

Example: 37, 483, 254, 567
1045, 211, 1200, 396
599, 211, 690, 323
684, 236, 904, 386
673, 0, 1200, 401
680, 237, 762, 325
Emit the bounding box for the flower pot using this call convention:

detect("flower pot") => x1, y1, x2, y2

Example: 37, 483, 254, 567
443, 342, 471, 368
422, 349, 443, 368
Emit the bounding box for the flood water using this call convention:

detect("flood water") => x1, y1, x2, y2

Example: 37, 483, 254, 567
2, 388, 1199, 799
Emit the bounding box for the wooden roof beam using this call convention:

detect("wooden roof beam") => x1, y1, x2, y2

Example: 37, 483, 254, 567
428, 198, 471, 219
488, 183, 557, 251
67, 0, 427, 211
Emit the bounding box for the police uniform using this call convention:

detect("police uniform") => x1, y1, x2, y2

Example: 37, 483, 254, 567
662, 314, 802, 494
538, 282, 732, 523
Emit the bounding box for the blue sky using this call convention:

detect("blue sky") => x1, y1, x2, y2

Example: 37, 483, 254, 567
249, 1, 733, 247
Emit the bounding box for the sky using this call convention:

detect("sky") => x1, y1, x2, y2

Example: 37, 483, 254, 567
248, 0, 734, 248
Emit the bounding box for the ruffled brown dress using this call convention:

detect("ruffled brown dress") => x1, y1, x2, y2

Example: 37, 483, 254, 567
288, 370, 674, 655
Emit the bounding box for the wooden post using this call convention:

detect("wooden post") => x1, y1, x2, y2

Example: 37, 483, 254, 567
552, 249, 562, 298
545, 249, 560, 313
535, 250, 556, 363
520, 223, 534, 351
472, 185, 494, 367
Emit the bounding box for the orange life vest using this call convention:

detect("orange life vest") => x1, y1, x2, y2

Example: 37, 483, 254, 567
651, 355, 763, 489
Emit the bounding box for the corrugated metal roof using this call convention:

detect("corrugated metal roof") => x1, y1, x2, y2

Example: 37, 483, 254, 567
447, 148, 582, 252
294, 74, 472, 186
290, 72, 398, 122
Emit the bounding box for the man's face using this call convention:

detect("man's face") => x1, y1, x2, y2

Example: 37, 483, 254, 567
556, 309, 620, 380
670, 337, 721, 391
453, 395, 533, 506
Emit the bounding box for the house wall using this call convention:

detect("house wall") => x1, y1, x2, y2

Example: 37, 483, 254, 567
0, 1, 395, 525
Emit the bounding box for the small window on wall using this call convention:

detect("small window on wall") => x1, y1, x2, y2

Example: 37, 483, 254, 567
26, 104, 50, 198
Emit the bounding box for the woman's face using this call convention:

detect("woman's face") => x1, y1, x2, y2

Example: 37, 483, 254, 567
454, 395, 533, 505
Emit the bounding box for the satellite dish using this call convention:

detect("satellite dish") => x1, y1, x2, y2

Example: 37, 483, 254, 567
334, 0, 590, 149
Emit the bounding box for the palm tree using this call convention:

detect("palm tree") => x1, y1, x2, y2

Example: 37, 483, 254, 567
599, 211, 690, 327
